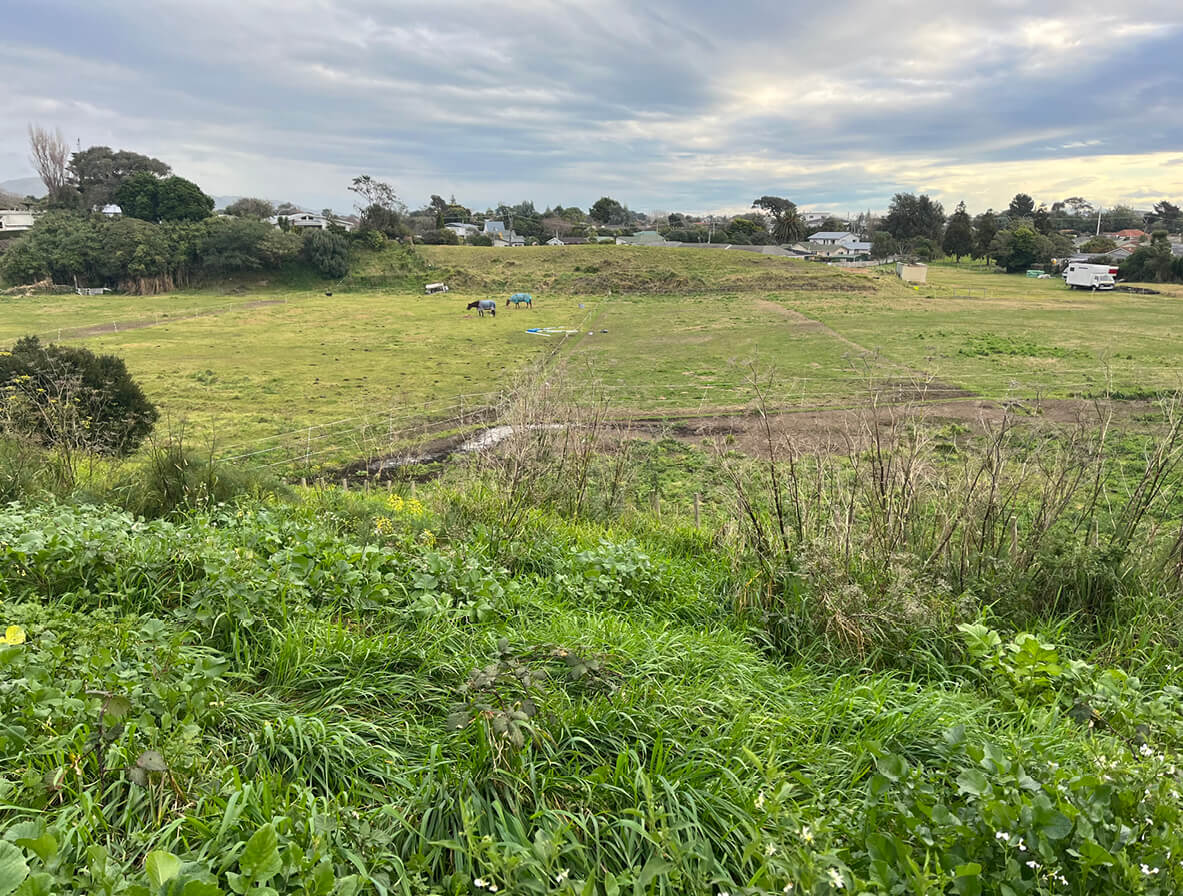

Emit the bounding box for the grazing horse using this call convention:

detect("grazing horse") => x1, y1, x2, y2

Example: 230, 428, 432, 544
466, 299, 497, 317
506, 292, 533, 309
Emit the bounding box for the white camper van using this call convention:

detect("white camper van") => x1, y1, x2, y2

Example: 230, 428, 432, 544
1062, 262, 1117, 290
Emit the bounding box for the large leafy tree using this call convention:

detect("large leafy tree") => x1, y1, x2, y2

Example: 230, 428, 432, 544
1149, 201, 1181, 232
883, 193, 945, 244
989, 225, 1056, 273
589, 196, 628, 225
68, 146, 170, 210
1007, 193, 1036, 219
198, 218, 300, 273
349, 175, 407, 238
1033, 205, 1052, 235
973, 210, 1000, 264
349, 176, 404, 214
941, 201, 974, 261
1102, 205, 1142, 231
115, 174, 212, 223
751, 196, 804, 244
870, 231, 898, 259
1119, 231, 1176, 283
155, 177, 214, 222
224, 198, 276, 220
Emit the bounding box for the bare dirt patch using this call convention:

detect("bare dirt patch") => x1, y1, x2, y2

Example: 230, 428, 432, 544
661, 397, 1155, 456
351, 397, 1155, 480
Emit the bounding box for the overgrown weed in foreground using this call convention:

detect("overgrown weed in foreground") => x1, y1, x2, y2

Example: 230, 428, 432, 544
1, 380, 1183, 892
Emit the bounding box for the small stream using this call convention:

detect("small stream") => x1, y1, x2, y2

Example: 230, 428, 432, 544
369, 423, 565, 471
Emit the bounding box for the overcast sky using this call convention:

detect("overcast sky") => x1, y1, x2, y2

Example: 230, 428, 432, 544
2, 0, 1182, 216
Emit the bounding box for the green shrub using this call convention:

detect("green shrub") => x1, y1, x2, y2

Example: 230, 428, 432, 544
112, 441, 283, 518
352, 228, 385, 251
0, 336, 158, 456
302, 229, 350, 278
419, 228, 459, 245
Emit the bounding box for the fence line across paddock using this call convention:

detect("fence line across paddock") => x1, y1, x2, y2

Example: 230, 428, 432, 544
29, 296, 296, 346
200, 371, 1183, 478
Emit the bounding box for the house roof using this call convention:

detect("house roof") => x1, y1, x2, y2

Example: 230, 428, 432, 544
1115, 229, 1147, 239
808, 231, 855, 240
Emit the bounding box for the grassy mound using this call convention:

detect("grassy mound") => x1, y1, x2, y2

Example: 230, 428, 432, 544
416, 245, 874, 295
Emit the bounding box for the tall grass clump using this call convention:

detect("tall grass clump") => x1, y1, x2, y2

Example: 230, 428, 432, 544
719, 375, 1183, 666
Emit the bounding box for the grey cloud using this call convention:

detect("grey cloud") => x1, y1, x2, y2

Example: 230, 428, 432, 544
2, 0, 1182, 213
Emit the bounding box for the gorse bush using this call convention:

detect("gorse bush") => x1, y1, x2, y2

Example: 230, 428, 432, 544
0, 335, 158, 456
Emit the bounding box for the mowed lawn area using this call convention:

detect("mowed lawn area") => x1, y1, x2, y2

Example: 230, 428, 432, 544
4, 246, 1183, 450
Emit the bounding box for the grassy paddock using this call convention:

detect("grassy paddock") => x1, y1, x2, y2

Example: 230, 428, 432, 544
2, 245, 1182, 458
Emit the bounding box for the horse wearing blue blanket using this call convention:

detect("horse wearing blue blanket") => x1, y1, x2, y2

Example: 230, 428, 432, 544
506, 293, 533, 309
466, 299, 497, 317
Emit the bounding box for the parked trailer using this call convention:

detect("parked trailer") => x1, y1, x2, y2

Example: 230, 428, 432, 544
424, 282, 449, 294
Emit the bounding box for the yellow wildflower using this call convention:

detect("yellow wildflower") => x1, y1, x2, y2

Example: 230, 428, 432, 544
4, 625, 27, 645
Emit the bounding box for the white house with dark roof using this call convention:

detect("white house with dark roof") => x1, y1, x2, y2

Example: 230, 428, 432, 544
268, 211, 354, 232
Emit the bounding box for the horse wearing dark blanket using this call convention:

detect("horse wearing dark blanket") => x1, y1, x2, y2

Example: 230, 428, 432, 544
466, 299, 497, 317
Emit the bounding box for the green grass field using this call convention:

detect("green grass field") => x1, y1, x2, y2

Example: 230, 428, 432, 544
4, 245, 1182, 453
5, 246, 1183, 893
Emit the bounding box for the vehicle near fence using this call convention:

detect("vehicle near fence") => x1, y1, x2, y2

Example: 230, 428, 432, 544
425, 282, 449, 294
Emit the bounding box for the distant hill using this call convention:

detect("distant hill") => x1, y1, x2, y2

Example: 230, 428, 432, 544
0, 177, 46, 199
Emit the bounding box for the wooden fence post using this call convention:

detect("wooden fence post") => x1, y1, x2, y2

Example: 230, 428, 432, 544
694, 493, 701, 528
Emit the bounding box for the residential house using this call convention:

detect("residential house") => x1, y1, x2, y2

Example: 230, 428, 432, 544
445, 222, 479, 239
269, 211, 354, 232
0, 209, 36, 232
484, 221, 506, 236
793, 231, 872, 261
807, 231, 856, 246
801, 212, 837, 228
493, 232, 526, 247
1114, 229, 1148, 242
